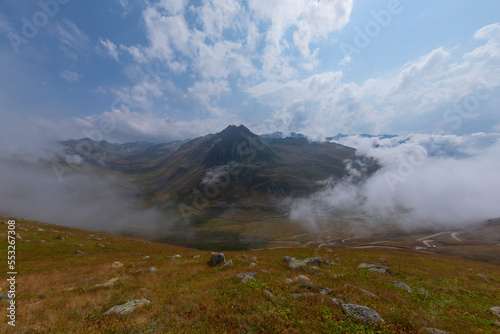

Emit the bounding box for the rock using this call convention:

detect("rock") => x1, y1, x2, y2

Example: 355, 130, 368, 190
251, 256, 258, 262
222, 260, 233, 268
378, 258, 387, 263
418, 288, 431, 296
209, 252, 225, 267
193, 255, 200, 259
75, 250, 84, 255
424, 328, 452, 334
283, 256, 293, 263
36, 228, 44, 232
344, 284, 376, 297
293, 275, 311, 283
477, 274, 490, 281
491, 307, 500, 318
390, 281, 413, 293
342, 304, 384, 325
357, 263, 390, 274
111, 261, 124, 268
249, 263, 257, 267
237, 272, 257, 283
285, 278, 292, 284
90, 237, 102, 241
56, 236, 65, 241
171, 254, 181, 260
104, 298, 150, 315
289, 258, 307, 271
0, 292, 12, 300
309, 265, 320, 271
93, 278, 119, 288
142, 256, 150, 260
305, 257, 333, 266
261, 269, 269, 273
264, 290, 273, 298
97, 244, 105, 248
146, 267, 157, 272
328, 297, 344, 306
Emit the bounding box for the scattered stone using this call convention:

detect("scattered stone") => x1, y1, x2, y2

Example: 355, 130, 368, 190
251, 256, 258, 262
289, 258, 307, 271
75, 250, 84, 255
193, 255, 201, 259
40, 240, 46, 243
283, 256, 293, 263
262, 269, 269, 273
142, 256, 150, 260
390, 281, 413, 293
237, 272, 257, 283
357, 263, 390, 274
93, 278, 119, 288
305, 257, 333, 266
418, 288, 431, 296
111, 261, 124, 268
63, 288, 75, 291
293, 275, 311, 283
328, 297, 344, 306
97, 244, 105, 248
309, 265, 320, 271
327, 249, 333, 253
209, 253, 225, 267
249, 263, 257, 267
285, 278, 292, 284
104, 298, 150, 315
0, 292, 12, 300
344, 284, 376, 297
477, 274, 490, 281
491, 307, 500, 319
342, 304, 384, 325
145, 267, 157, 272
15, 233, 22, 239
36, 228, 44, 232
264, 290, 273, 298
424, 328, 452, 334
171, 254, 181, 260
242, 254, 247, 258
90, 237, 102, 241
378, 258, 387, 263
55, 236, 65, 241
222, 260, 233, 268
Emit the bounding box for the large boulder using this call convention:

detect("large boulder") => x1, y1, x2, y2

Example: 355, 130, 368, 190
342, 304, 384, 325
209, 252, 226, 267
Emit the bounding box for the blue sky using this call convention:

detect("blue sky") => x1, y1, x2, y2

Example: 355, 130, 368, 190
1, 0, 500, 142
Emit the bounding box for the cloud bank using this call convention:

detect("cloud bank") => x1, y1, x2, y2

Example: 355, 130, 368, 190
290, 132, 500, 229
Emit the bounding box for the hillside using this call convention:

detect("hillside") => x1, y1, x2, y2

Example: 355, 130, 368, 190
1, 216, 500, 333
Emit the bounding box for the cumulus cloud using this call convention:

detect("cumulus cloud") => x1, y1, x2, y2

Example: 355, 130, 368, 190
290, 133, 500, 230
251, 23, 500, 138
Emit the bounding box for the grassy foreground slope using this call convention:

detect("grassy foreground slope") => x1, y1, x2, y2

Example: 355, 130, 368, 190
1, 217, 499, 333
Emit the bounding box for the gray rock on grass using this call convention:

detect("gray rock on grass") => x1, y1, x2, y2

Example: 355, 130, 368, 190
390, 280, 413, 293
357, 263, 390, 274
237, 272, 257, 283
209, 253, 225, 267
342, 304, 384, 325
104, 298, 150, 315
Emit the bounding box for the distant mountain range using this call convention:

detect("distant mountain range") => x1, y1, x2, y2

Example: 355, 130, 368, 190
61, 125, 379, 224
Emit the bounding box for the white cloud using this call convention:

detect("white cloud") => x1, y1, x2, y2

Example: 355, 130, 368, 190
100, 38, 120, 61
291, 133, 500, 229
59, 70, 83, 83
55, 19, 91, 60
251, 24, 500, 138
